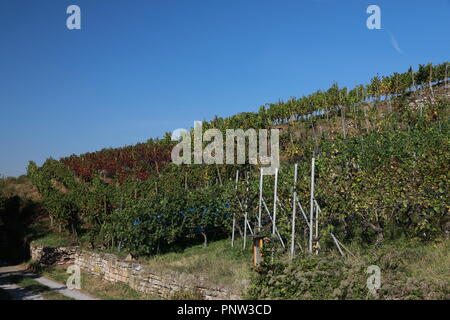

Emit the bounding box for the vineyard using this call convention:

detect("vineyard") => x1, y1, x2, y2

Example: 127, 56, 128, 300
22, 62, 449, 299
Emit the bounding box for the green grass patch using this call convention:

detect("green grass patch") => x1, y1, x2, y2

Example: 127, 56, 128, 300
32, 232, 73, 248
138, 238, 252, 294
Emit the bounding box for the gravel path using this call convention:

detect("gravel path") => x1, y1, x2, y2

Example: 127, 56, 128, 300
30, 274, 98, 300
0, 264, 98, 300
0, 281, 44, 300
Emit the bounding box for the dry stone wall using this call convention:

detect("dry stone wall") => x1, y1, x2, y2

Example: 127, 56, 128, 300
31, 244, 77, 266
30, 243, 241, 300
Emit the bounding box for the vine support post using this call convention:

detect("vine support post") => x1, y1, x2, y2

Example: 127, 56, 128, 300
272, 167, 278, 235
309, 156, 315, 253
243, 171, 249, 250
290, 163, 298, 259
231, 170, 238, 248
258, 168, 263, 233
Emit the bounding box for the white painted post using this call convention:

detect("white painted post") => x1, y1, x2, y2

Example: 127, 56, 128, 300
243, 172, 249, 249
330, 233, 344, 256
272, 168, 279, 235
261, 198, 285, 248
231, 170, 239, 248
314, 200, 319, 238
258, 168, 263, 233
297, 199, 310, 229
309, 156, 315, 253
290, 164, 298, 259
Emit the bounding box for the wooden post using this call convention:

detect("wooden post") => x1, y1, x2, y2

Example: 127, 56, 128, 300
309, 156, 315, 253
252, 236, 265, 267
258, 168, 263, 233
290, 164, 298, 259
272, 168, 278, 235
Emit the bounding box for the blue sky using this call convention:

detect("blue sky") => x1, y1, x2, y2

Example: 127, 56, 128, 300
0, 0, 449, 176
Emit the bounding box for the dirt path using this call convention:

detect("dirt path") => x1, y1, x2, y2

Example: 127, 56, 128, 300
0, 281, 44, 300
0, 264, 97, 300
31, 274, 98, 300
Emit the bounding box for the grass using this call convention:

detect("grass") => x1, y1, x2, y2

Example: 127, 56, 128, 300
8, 274, 73, 300
32, 232, 74, 248
42, 266, 159, 300
342, 238, 450, 299
404, 240, 450, 287
138, 238, 252, 294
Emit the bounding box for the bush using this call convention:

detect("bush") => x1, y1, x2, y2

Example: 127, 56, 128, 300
246, 241, 449, 300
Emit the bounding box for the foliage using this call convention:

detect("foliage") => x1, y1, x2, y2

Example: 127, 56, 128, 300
26, 62, 449, 258
246, 240, 450, 300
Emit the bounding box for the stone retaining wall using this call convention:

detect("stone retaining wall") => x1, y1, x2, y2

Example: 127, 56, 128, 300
30, 244, 77, 266
30, 243, 241, 300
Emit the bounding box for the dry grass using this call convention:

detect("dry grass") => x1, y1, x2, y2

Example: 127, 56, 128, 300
0, 176, 41, 201
139, 238, 252, 294
406, 240, 450, 287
